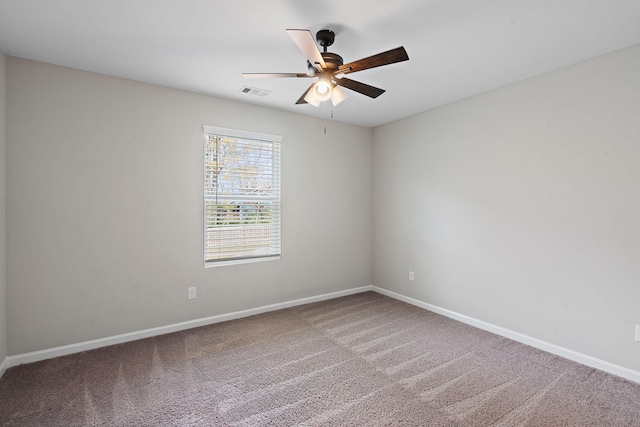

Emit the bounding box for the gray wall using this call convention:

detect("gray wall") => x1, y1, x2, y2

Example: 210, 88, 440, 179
6, 58, 372, 355
6, 43, 640, 375
0, 51, 6, 365
372, 44, 640, 372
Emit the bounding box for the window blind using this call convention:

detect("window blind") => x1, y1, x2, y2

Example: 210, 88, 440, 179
203, 126, 282, 266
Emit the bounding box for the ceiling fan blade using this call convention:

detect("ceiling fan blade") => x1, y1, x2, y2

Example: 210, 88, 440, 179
242, 73, 313, 79
295, 83, 316, 105
334, 77, 385, 98
287, 29, 327, 71
337, 47, 409, 75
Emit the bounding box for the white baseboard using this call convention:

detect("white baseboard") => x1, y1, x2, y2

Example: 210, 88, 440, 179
0, 356, 7, 378
11, 284, 635, 385
3, 285, 373, 373
372, 286, 640, 385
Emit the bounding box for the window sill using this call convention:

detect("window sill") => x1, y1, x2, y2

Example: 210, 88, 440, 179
204, 256, 281, 268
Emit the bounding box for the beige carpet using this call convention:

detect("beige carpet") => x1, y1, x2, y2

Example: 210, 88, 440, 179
1, 291, 640, 426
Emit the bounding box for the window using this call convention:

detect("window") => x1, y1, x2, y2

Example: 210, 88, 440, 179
203, 126, 282, 266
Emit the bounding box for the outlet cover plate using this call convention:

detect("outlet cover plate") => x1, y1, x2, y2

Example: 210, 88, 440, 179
188, 287, 196, 300
636, 325, 640, 342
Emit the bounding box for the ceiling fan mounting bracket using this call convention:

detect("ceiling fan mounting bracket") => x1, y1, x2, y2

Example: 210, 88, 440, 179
316, 29, 335, 52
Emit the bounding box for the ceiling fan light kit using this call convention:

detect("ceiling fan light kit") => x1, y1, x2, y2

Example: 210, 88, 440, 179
304, 80, 348, 107
242, 28, 409, 107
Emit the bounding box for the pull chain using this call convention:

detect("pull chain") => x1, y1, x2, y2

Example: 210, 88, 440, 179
323, 103, 334, 135
323, 101, 328, 134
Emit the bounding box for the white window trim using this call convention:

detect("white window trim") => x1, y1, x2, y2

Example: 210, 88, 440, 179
203, 125, 282, 268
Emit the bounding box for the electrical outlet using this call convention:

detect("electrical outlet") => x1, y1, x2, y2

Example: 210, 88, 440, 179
636, 325, 640, 342
188, 287, 196, 300
409, 271, 415, 282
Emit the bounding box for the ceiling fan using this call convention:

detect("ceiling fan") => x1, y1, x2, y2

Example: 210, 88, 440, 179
242, 29, 409, 107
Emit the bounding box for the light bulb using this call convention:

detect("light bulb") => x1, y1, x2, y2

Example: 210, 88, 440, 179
316, 81, 330, 94
313, 75, 332, 101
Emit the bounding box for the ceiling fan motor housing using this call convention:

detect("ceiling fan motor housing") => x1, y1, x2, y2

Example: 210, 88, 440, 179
322, 52, 343, 70
307, 52, 343, 74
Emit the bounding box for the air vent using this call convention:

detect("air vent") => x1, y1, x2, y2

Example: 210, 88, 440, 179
239, 86, 271, 97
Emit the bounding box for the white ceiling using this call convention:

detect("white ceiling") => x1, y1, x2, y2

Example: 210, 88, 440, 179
1, 0, 639, 128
